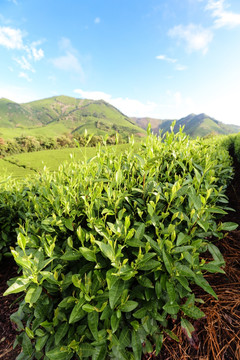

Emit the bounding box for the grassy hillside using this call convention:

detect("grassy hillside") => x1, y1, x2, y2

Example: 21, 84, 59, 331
132, 113, 240, 137
0, 96, 145, 139
0, 143, 132, 179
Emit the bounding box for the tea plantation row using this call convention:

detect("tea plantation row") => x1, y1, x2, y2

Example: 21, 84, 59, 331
0, 128, 238, 360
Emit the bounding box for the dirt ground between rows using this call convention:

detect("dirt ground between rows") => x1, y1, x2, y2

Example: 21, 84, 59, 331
0, 156, 240, 360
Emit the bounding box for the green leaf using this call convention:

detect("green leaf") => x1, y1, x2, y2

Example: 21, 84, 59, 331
219, 222, 238, 231
181, 303, 205, 319
92, 345, 107, 360
61, 250, 81, 261
88, 311, 99, 340
176, 276, 191, 292
194, 273, 218, 299
79, 247, 96, 262
65, 218, 74, 231
131, 331, 142, 360
155, 333, 163, 355
3, 278, 30, 296
111, 313, 120, 333
163, 301, 180, 315
166, 281, 176, 302
207, 243, 225, 265
162, 248, 173, 275
22, 333, 33, 357
137, 275, 154, 288
175, 263, 196, 278
109, 279, 124, 309
207, 207, 227, 214
144, 235, 161, 255
181, 318, 195, 339
133, 308, 147, 319
120, 301, 138, 312
163, 329, 179, 342
55, 322, 69, 345
25, 285, 42, 305
176, 232, 191, 246
46, 347, 72, 360
77, 343, 94, 358
201, 262, 225, 273
119, 327, 130, 349
69, 300, 85, 324
135, 223, 145, 241
17, 233, 26, 251
83, 304, 96, 313
35, 334, 48, 352
95, 241, 115, 262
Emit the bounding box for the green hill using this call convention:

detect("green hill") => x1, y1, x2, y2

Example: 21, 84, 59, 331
0, 96, 145, 139
132, 113, 240, 137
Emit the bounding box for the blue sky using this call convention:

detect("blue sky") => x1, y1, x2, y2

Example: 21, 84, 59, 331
1, 0, 240, 125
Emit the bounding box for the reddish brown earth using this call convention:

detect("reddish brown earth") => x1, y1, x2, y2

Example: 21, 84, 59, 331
0, 157, 240, 360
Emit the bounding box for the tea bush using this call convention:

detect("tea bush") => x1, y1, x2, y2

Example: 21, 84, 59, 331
3, 129, 237, 360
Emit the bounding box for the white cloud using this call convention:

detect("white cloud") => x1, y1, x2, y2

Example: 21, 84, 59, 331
206, 0, 240, 28
18, 72, 32, 82
168, 24, 213, 54
13, 56, 35, 72
94, 17, 101, 24
30, 41, 44, 61
51, 38, 84, 78
175, 64, 187, 71
52, 52, 83, 76
0, 26, 24, 49
156, 54, 177, 63
74, 89, 158, 117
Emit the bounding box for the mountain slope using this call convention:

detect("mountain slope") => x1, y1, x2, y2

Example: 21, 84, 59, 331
0, 96, 145, 139
133, 113, 240, 137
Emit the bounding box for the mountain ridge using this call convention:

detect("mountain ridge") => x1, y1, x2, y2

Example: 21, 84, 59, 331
0, 96, 239, 139
132, 113, 240, 137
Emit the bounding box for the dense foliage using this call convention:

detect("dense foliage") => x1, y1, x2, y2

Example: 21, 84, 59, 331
2, 128, 238, 360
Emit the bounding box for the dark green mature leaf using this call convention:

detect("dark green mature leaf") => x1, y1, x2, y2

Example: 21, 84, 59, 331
35, 334, 49, 352
135, 223, 145, 241
95, 241, 115, 262
163, 301, 180, 315
131, 331, 142, 360
92, 344, 107, 360
88, 311, 99, 340
162, 248, 173, 275
61, 250, 81, 261
121, 301, 138, 312
69, 299, 85, 324
46, 347, 72, 360
194, 273, 218, 299
79, 247, 96, 262
109, 279, 125, 309
55, 322, 69, 345
219, 222, 238, 231
207, 243, 225, 265
181, 303, 205, 319
22, 333, 33, 357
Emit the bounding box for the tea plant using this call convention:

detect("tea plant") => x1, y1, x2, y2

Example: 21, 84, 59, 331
3, 128, 237, 360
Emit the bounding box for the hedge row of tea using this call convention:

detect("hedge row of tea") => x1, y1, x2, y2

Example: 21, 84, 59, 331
1, 129, 237, 360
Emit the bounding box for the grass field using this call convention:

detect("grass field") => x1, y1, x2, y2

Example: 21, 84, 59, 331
0, 143, 132, 179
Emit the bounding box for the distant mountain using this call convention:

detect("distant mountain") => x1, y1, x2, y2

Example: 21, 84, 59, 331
0, 96, 145, 139
132, 113, 240, 137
